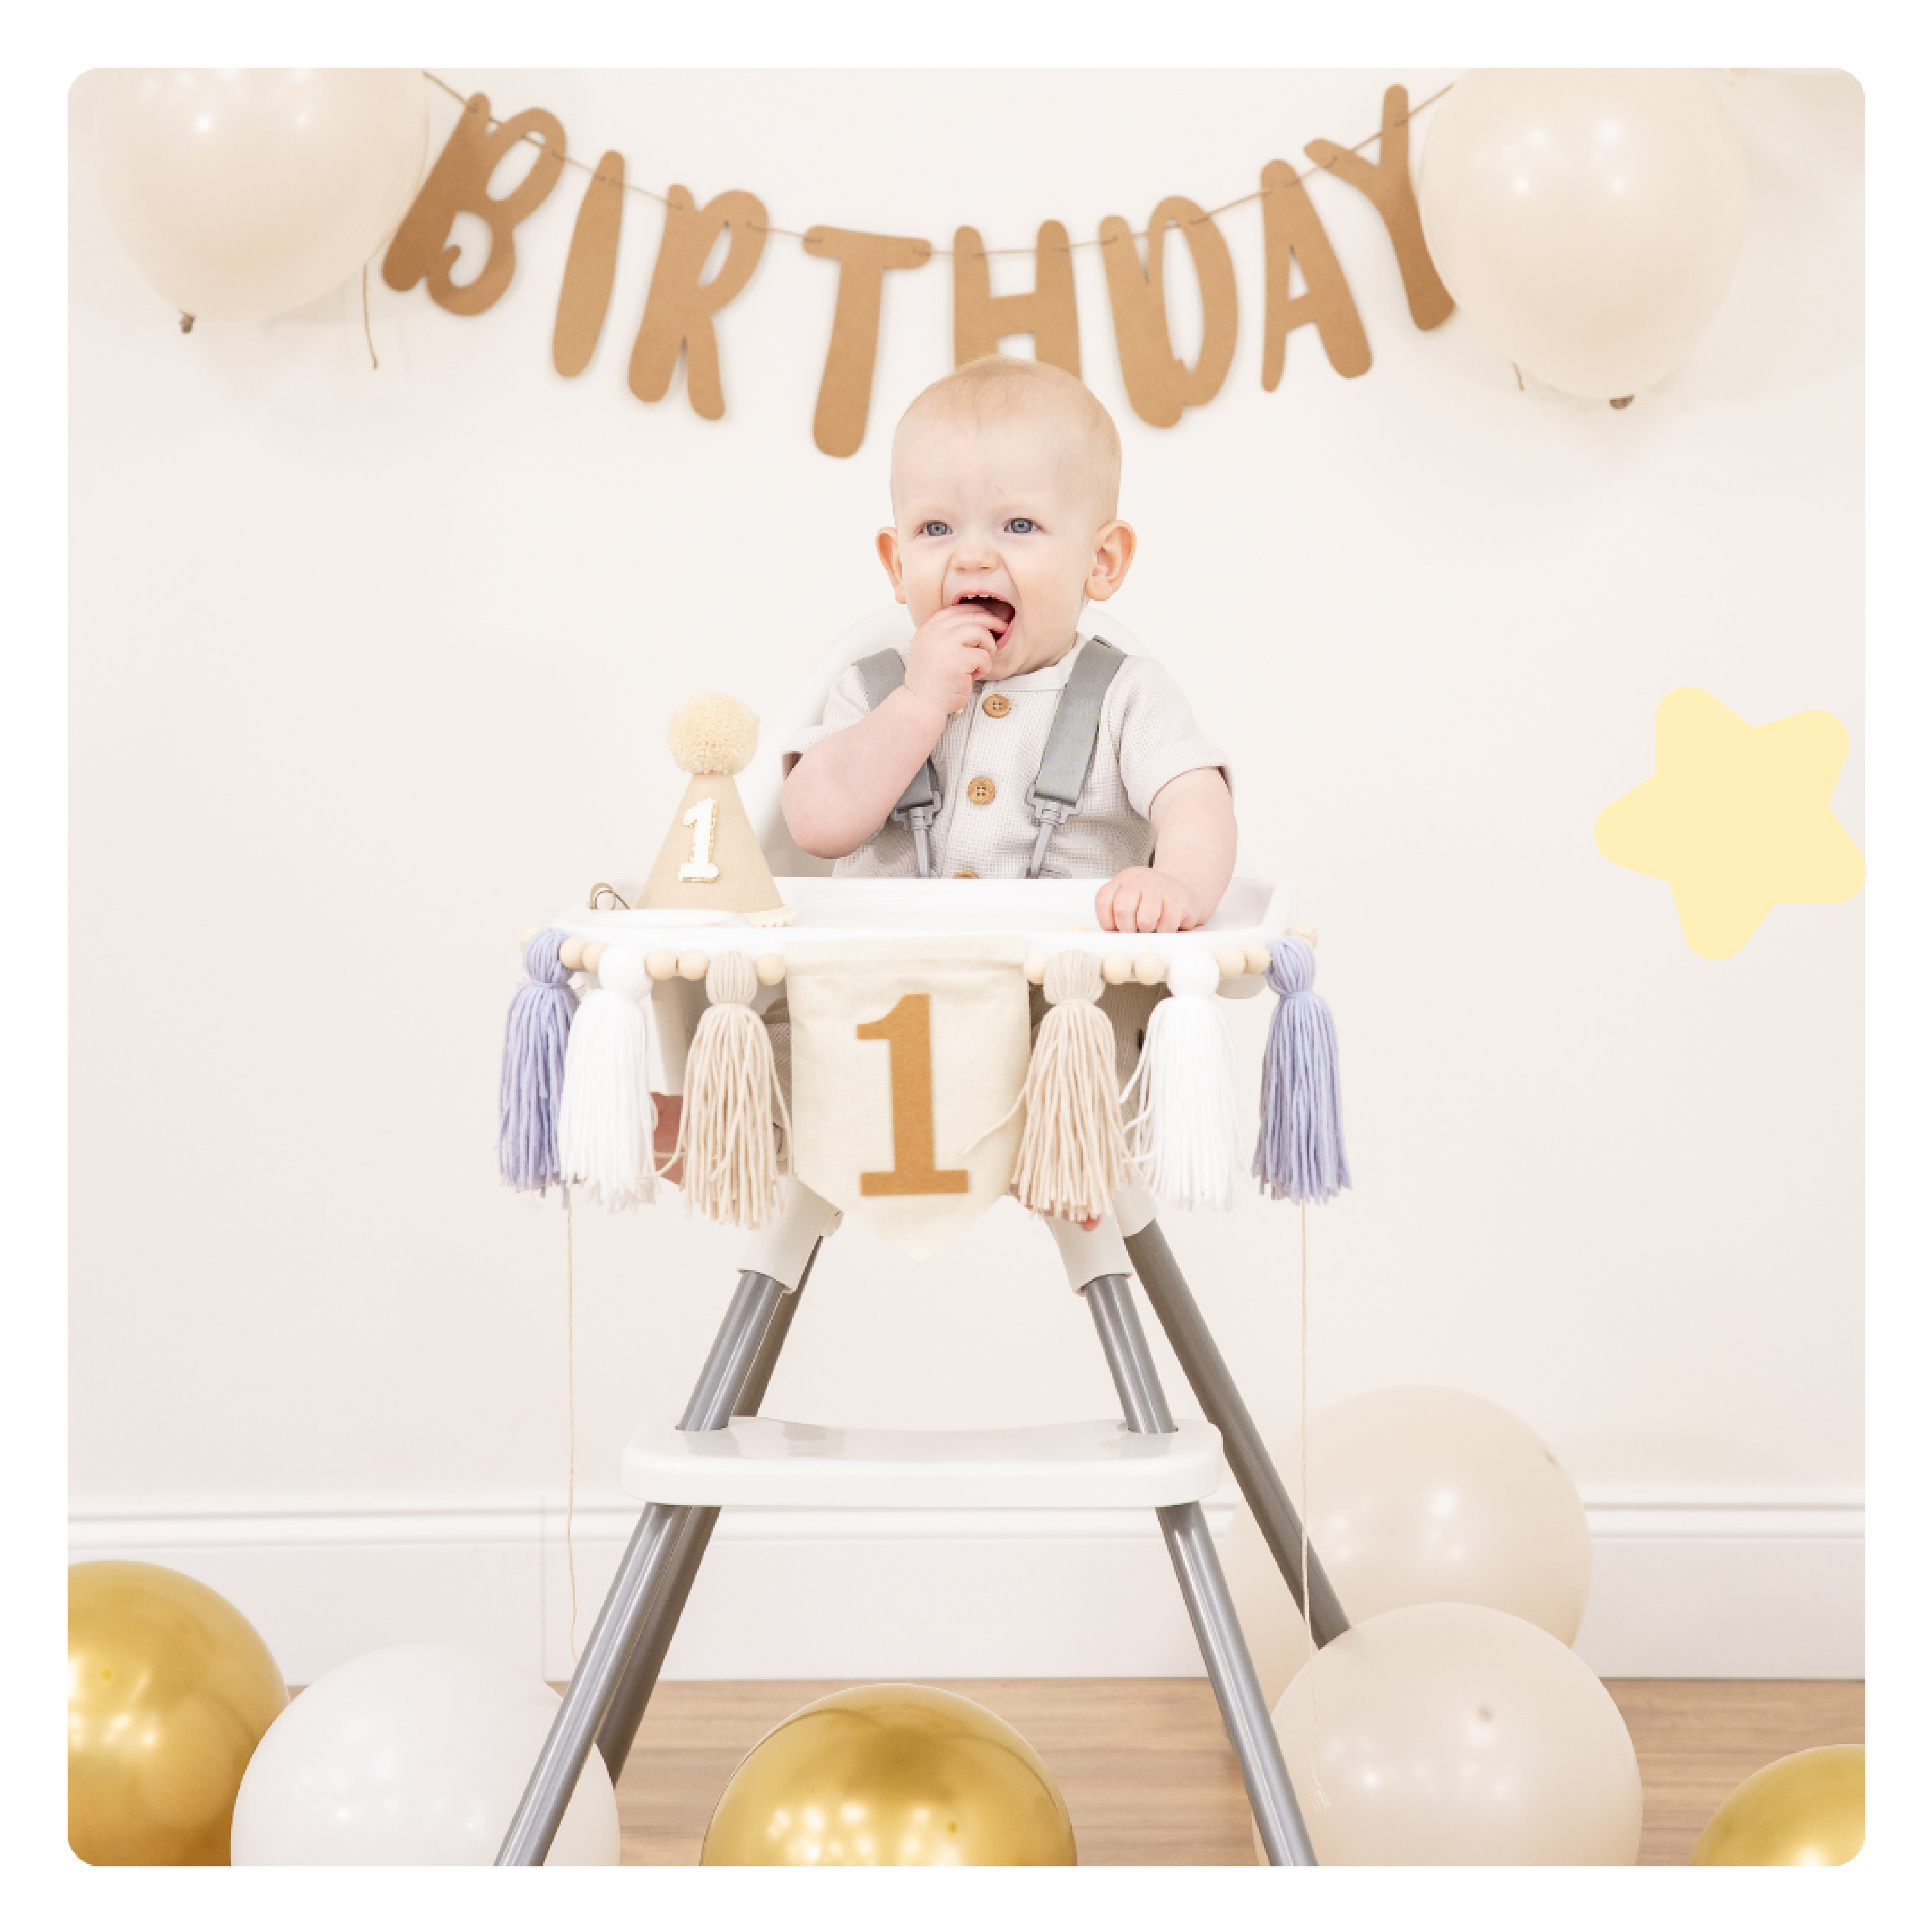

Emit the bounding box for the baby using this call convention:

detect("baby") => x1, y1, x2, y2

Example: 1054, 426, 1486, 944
781, 356, 1236, 931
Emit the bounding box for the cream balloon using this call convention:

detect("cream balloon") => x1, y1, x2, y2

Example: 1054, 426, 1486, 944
1418, 69, 1748, 399
1303, 1384, 1591, 1642
230, 1643, 618, 1865
90, 69, 428, 322
1270, 1603, 1642, 1865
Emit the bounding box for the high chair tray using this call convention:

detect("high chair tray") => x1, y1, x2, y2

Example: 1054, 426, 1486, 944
622, 1414, 1226, 1509
555, 875, 1292, 966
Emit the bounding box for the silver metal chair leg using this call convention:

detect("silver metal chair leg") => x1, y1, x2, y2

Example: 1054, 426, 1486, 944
1120, 1209, 1350, 1648
495, 1265, 792, 1865
1085, 1273, 1317, 1867
589, 1241, 820, 1779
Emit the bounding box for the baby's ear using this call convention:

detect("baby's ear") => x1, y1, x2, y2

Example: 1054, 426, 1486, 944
1087, 518, 1136, 600
875, 527, 907, 600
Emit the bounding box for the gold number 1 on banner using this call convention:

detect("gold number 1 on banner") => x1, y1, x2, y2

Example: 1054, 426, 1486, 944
856, 994, 970, 1196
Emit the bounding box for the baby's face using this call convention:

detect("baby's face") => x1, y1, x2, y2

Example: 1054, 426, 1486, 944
879, 407, 1129, 680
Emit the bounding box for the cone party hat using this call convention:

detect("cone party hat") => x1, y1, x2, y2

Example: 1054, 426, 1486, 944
638, 695, 794, 925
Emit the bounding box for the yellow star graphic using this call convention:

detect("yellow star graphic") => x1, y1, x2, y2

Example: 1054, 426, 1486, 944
1595, 688, 1864, 960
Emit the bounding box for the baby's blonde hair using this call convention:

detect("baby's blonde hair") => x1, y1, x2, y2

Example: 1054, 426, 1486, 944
893, 355, 1122, 518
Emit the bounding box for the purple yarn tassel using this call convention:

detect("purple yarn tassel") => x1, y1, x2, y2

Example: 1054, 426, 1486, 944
499, 928, 577, 1195
1253, 936, 1352, 1204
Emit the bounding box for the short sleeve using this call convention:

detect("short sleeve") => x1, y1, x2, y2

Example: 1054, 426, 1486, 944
1108, 655, 1231, 818
780, 661, 873, 774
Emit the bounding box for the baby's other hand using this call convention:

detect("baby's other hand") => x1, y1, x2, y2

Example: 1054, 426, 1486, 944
903, 604, 1004, 719
1096, 867, 1205, 934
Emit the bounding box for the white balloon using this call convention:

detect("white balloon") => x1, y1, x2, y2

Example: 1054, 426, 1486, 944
90, 69, 429, 322
1303, 1384, 1591, 1643
230, 1643, 619, 1865
1270, 1603, 1642, 1865
1419, 69, 1749, 399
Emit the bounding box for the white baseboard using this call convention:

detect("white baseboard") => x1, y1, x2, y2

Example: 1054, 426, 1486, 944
1571, 1487, 1863, 1679
69, 1484, 1862, 1688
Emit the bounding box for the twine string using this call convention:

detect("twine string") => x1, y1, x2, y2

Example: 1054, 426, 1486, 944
1300, 1201, 1330, 1811
420, 69, 1452, 258
361, 263, 378, 371
566, 1196, 579, 1668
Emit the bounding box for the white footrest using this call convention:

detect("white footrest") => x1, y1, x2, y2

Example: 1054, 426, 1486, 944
621, 1415, 1224, 1510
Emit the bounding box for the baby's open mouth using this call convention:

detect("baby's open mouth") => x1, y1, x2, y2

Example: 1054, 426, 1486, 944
954, 592, 1015, 634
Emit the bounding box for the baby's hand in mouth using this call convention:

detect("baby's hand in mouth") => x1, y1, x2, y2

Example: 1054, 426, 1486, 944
953, 591, 1014, 645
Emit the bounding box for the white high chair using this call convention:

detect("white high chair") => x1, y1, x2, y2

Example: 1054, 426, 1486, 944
498, 611, 1350, 1867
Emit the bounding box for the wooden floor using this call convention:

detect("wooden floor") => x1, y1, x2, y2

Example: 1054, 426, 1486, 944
613, 1677, 1864, 1866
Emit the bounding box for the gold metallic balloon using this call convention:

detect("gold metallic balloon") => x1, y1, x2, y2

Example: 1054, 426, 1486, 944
701, 1684, 1077, 1865
1692, 1745, 1864, 1865
69, 1560, 288, 1865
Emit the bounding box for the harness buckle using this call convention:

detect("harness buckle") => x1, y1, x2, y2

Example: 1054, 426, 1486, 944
1024, 788, 1074, 880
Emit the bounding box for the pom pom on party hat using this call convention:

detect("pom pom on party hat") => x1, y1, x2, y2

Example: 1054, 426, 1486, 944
637, 695, 794, 925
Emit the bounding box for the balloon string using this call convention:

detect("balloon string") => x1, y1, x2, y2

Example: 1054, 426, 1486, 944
361, 264, 379, 372
1300, 1201, 1331, 1812
566, 1196, 579, 1669
418, 68, 1453, 258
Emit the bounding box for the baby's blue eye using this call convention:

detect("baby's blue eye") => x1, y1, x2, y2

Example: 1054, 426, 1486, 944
918, 520, 950, 537
1006, 518, 1038, 534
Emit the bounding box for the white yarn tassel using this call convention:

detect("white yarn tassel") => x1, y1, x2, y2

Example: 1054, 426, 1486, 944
557, 947, 657, 1210
676, 951, 789, 1229
1121, 950, 1245, 1211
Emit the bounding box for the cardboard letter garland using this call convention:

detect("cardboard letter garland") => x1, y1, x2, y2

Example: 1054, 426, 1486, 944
629, 184, 769, 419
804, 228, 933, 458
787, 938, 1030, 1262
1099, 198, 1239, 427
1259, 160, 1371, 387
383, 93, 567, 317
1304, 86, 1454, 333
553, 152, 626, 376
381, 76, 1468, 452
953, 223, 1081, 377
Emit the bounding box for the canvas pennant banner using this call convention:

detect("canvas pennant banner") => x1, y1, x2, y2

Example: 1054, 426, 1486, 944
786, 937, 1030, 1261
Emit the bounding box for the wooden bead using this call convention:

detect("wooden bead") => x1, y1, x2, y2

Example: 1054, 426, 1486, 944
754, 953, 787, 986
1101, 952, 1133, 985
1023, 953, 1048, 985
557, 936, 587, 971
1214, 946, 1247, 980
582, 942, 607, 974
646, 950, 677, 982
1243, 944, 1269, 977
678, 948, 710, 981
1133, 951, 1166, 986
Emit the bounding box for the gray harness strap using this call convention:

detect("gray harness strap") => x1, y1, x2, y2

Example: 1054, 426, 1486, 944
855, 648, 942, 878
853, 636, 1128, 880
1025, 636, 1126, 878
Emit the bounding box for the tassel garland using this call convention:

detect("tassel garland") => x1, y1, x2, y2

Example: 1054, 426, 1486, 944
1122, 950, 1245, 1211
676, 950, 790, 1228
557, 946, 658, 1210
1252, 937, 1352, 1204
498, 928, 577, 1194
1009, 950, 1131, 1223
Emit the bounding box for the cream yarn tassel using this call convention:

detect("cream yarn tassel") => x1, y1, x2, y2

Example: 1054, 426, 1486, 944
676, 951, 789, 1228
1010, 950, 1131, 1223
557, 946, 657, 1210
1121, 950, 1245, 1211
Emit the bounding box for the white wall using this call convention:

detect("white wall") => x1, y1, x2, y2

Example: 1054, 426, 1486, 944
68, 68, 1863, 1685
